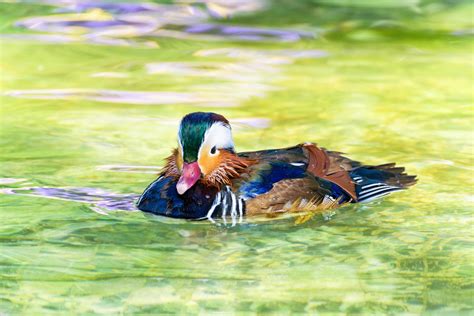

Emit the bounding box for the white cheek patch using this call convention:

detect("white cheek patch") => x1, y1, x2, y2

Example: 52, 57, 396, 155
199, 122, 234, 157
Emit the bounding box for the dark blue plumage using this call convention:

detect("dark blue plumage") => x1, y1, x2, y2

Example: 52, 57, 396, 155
137, 176, 218, 219
238, 161, 307, 199
136, 112, 417, 220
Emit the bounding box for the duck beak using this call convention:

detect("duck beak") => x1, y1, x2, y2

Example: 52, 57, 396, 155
176, 162, 201, 195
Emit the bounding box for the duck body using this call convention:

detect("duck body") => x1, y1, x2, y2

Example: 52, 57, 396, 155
137, 112, 416, 220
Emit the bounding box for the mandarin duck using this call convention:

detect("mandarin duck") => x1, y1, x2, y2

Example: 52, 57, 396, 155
137, 112, 416, 221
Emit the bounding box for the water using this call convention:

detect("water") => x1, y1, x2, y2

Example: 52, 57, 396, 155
1, 0, 473, 314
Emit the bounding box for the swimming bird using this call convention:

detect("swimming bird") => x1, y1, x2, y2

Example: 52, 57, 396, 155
137, 112, 416, 221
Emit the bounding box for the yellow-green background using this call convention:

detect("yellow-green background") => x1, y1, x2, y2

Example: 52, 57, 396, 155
0, 0, 473, 314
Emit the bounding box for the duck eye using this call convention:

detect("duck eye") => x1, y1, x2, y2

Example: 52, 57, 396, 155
210, 146, 217, 155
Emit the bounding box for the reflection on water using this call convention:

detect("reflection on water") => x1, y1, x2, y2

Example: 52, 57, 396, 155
0, 178, 28, 185
96, 165, 162, 174
0, 0, 472, 314
0, 182, 335, 223
5, 48, 327, 106
1, 186, 139, 213
90, 72, 130, 78
12, 0, 309, 45
5, 88, 240, 106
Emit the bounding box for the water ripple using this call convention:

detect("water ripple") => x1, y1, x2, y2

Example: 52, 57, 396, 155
0, 186, 138, 214
5, 48, 327, 106
4, 89, 239, 106
96, 165, 162, 174
0, 178, 28, 185
9, 0, 311, 45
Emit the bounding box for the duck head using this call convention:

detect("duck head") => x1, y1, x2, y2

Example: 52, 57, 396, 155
175, 112, 237, 195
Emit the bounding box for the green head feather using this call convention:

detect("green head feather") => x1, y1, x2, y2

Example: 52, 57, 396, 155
178, 112, 229, 163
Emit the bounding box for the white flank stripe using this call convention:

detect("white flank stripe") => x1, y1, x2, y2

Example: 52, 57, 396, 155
359, 187, 393, 199
359, 184, 391, 196
238, 198, 244, 223
361, 183, 386, 190
222, 189, 229, 218
230, 192, 237, 217
359, 187, 399, 200
230, 191, 237, 226
206, 192, 221, 220
290, 162, 305, 167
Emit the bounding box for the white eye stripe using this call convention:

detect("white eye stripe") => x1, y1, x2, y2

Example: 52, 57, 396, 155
198, 122, 234, 158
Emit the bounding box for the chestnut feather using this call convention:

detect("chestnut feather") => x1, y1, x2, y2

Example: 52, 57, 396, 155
160, 148, 255, 191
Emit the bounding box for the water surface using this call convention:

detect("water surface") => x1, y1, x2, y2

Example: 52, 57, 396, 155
0, 0, 473, 314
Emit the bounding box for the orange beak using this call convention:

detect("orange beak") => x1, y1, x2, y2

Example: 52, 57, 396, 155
176, 162, 201, 195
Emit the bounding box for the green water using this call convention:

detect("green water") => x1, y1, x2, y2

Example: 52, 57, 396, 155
1, 0, 473, 314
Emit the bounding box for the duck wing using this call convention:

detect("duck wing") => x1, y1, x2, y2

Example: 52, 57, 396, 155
235, 143, 416, 213
235, 145, 345, 214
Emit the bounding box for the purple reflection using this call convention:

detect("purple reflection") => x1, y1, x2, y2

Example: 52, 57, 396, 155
2, 187, 139, 213
220, 25, 311, 41
72, 2, 158, 14
12, 1, 314, 44
186, 24, 216, 33
4, 89, 240, 106
182, 24, 312, 42
62, 20, 128, 28
236, 35, 262, 41
221, 25, 298, 36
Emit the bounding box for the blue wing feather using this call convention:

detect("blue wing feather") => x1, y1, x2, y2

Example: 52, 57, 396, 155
238, 161, 307, 199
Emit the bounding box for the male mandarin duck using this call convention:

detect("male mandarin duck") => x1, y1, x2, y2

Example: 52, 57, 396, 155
137, 112, 416, 221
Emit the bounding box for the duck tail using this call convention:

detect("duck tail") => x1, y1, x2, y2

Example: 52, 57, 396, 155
350, 163, 417, 202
